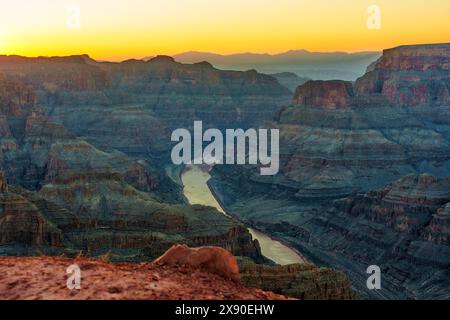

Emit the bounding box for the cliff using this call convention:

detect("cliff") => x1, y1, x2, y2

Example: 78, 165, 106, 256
239, 258, 358, 300
292, 80, 354, 108
0, 174, 62, 247
355, 43, 450, 107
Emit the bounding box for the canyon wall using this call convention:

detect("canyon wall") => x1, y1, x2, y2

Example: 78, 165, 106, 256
210, 43, 450, 299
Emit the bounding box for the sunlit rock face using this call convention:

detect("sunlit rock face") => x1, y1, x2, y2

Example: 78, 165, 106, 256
293, 80, 354, 109
355, 43, 450, 107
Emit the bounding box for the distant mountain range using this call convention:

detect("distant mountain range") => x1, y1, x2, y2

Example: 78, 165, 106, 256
167, 50, 381, 81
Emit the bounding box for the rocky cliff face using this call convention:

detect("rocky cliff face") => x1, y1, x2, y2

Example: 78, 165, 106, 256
355, 43, 450, 107
335, 174, 450, 244
293, 80, 354, 108
424, 203, 450, 245
209, 44, 450, 299
238, 258, 357, 300
0, 173, 62, 247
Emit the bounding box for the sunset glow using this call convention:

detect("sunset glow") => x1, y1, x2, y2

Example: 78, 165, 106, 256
0, 0, 449, 61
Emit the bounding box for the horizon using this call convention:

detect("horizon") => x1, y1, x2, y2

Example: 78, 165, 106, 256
0, 47, 383, 63
1, 0, 450, 61
3, 42, 448, 64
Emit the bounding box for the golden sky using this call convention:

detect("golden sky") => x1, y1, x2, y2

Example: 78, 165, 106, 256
0, 0, 449, 61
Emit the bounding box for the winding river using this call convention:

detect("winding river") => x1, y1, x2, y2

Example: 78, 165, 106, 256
181, 165, 306, 265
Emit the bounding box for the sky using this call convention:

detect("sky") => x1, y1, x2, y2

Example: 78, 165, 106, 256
0, 0, 449, 61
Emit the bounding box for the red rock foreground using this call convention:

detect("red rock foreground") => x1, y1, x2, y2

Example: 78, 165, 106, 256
0, 255, 290, 300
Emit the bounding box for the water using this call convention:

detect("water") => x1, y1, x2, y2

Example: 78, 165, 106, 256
181, 165, 306, 265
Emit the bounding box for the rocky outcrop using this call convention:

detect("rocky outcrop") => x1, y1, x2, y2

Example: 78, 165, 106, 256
336, 174, 450, 231
424, 203, 450, 245
293, 80, 354, 108
0, 55, 110, 91
355, 43, 450, 107
0, 256, 290, 300
0, 74, 37, 117
154, 244, 240, 282
239, 258, 358, 300
336, 174, 450, 234
0, 174, 62, 246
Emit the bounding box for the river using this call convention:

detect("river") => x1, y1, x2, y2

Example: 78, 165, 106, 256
181, 165, 306, 265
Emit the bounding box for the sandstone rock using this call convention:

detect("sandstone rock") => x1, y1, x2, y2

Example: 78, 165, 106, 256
0, 185, 62, 246
238, 258, 358, 300
355, 43, 450, 107
154, 244, 240, 282
293, 80, 354, 108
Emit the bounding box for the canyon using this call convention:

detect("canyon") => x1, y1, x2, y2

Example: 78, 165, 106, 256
209, 43, 450, 299
0, 53, 357, 299
0, 42, 449, 300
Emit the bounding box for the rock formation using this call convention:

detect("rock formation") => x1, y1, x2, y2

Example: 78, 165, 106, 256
238, 258, 358, 300
154, 244, 240, 282
293, 80, 354, 108
355, 43, 450, 107
0, 176, 62, 247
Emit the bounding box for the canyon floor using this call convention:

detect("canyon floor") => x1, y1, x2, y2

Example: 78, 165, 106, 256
0, 256, 291, 300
